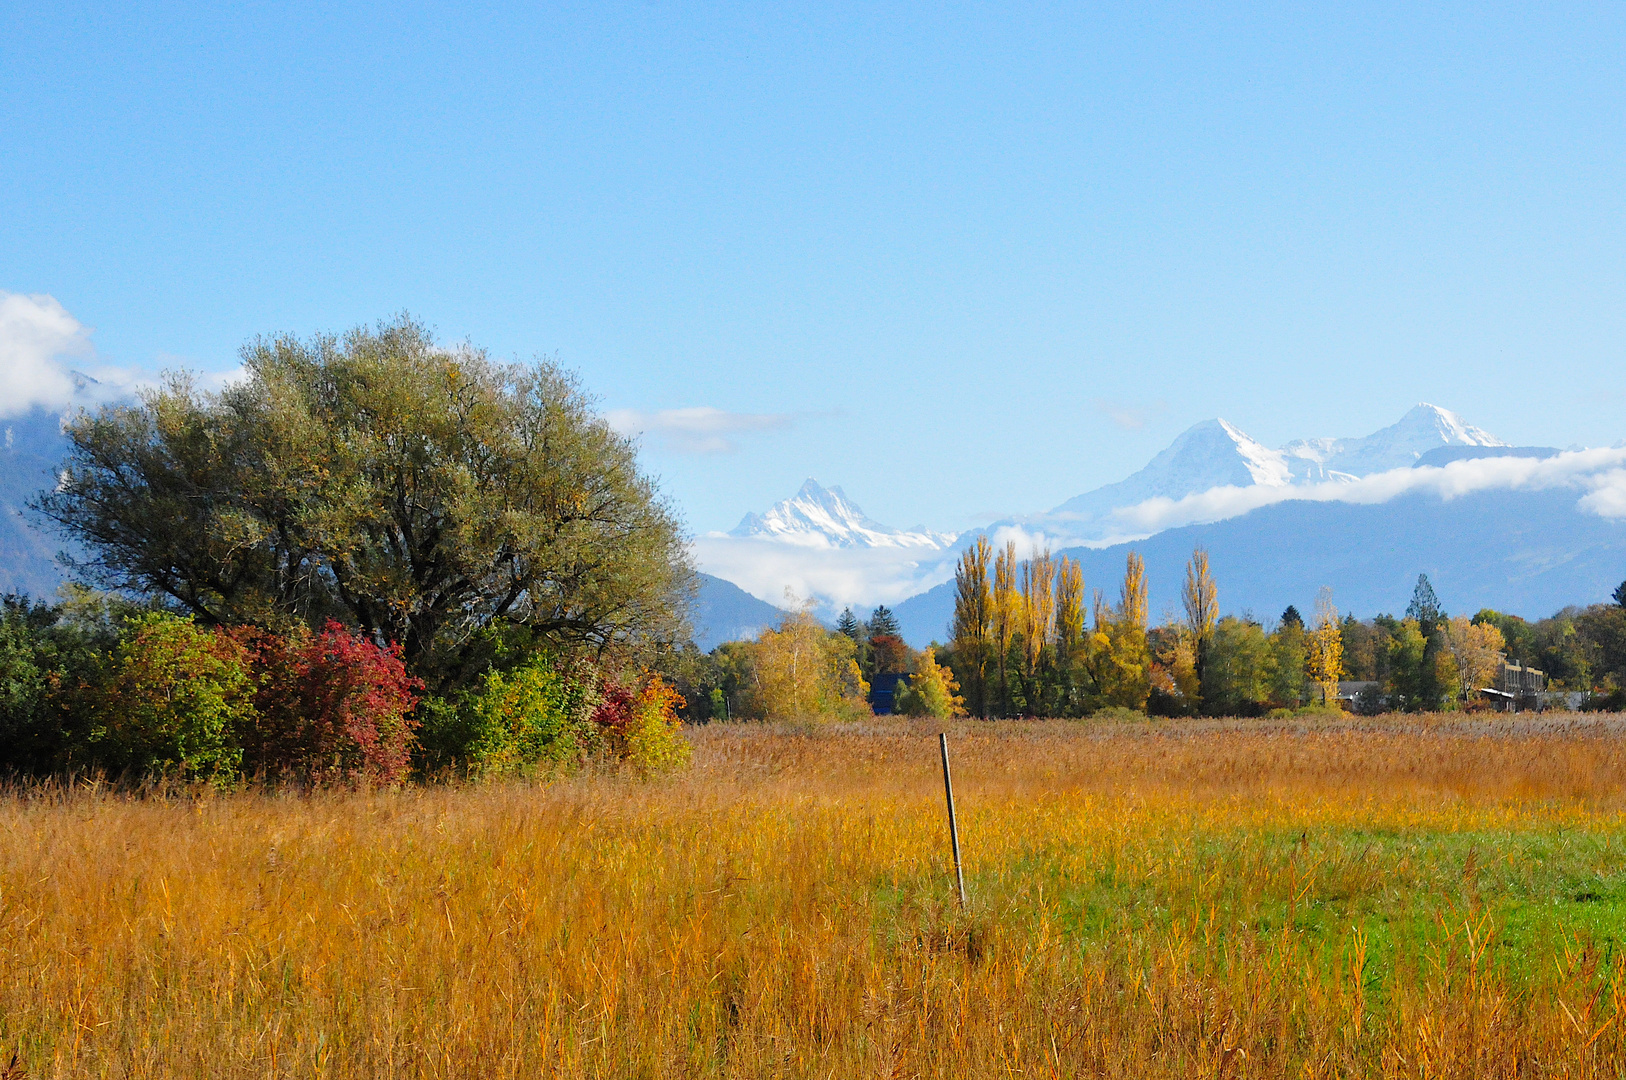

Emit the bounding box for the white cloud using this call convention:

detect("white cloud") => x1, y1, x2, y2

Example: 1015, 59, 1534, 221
986, 523, 1073, 557
605, 406, 792, 454
1092, 448, 1626, 543
1577, 467, 1626, 518
692, 535, 958, 614
0, 293, 93, 416
0, 291, 151, 417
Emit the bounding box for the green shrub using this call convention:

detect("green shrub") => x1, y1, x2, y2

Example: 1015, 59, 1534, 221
91, 613, 254, 782
463, 654, 585, 777
0, 591, 134, 775
0, 598, 56, 772
1089, 705, 1147, 723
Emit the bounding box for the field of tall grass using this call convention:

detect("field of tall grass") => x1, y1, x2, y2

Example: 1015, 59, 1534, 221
6, 713, 1626, 1077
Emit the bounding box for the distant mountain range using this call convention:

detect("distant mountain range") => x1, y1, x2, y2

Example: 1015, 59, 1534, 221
1011, 404, 1509, 546
7, 398, 1622, 654
894, 483, 1626, 647
1281, 403, 1504, 481
695, 404, 1626, 647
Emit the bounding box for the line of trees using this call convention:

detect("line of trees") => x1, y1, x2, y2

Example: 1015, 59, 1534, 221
27, 307, 1610, 767
659, 542, 1626, 725
940, 538, 1626, 718
675, 603, 965, 722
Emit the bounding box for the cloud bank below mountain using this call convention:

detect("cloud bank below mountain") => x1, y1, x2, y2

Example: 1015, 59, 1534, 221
690, 535, 957, 614
0, 292, 150, 417
1095, 448, 1626, 543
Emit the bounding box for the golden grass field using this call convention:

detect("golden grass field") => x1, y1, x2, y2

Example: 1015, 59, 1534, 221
7, 714, 1626, 1078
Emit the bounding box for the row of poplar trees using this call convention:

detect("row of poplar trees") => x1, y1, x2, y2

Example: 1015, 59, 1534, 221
946, 538, 1346, 718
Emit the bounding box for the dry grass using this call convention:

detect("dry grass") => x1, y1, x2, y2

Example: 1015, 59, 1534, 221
7, 714, 1626, 1076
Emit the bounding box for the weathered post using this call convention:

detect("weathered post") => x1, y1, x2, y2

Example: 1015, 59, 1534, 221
939, 732, 967, 908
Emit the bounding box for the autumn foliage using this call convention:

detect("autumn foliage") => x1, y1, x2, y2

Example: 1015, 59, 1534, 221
235, 621, 422, 784
591, 675, 692, 774
38, 612, 423, 785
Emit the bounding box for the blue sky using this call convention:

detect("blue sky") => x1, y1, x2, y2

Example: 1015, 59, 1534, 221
4, 2, 1625, 536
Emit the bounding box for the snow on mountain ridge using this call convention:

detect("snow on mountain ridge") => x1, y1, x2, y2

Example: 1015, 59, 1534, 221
692, 404, 1560, 640
1219, 418, 1293, 487
1038, 418, 1290, 543
1281, 404, 1506, 481
728, 478, 955, 550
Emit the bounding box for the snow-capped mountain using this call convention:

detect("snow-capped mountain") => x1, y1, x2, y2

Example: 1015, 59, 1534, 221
728, 479, 956, 549
1008, 404, 1511, 546
1043, 419, 1291, 540
1281, 404, 1506, 482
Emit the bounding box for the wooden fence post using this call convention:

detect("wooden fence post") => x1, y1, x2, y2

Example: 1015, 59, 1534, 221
939, 732, 967, 908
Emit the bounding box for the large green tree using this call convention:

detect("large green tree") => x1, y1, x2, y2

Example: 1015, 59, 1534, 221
37, 317, 694, 689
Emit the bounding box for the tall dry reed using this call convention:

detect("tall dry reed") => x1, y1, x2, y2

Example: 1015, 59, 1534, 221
4, 714, 1626, 1077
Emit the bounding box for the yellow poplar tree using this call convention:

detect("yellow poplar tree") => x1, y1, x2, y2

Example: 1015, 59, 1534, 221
1441, 615, 1507, 704
1090, 552, 1151, 711
1054, 556, 1085, 663
1182, 546, 1217, 675
992, 541, 1024, 713
1181, 547, 1218, 642
1305, 587, 1345, 707
1121, 551, 1148, 630
1020, 549, 1055, 676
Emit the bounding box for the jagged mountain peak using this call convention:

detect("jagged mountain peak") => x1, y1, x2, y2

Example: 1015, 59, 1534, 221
728, 478, 955, 550
1168, 418, 1292, 488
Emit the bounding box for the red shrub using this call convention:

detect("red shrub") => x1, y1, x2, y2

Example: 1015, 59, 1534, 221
590, 683, 639, 757
235, 621, 422, 784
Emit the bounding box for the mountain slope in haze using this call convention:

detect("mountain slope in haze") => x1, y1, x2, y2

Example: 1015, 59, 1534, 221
695, 404, 1590, 629
894, 485, 1626, 647
728, 478, 955, 549
692, 573, 787, 651
0, 408, 75, 597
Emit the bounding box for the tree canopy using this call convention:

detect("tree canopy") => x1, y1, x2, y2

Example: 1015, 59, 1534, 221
866, 605, 901, 640
1406, 574, 1442, 626
37, 317, 694, 689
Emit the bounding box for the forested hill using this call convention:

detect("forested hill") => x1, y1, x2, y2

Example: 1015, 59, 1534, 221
894, 486, 1626, 646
